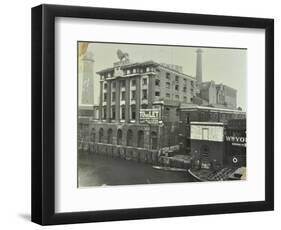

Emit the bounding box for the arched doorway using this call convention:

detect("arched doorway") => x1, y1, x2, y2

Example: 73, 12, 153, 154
117, 129, 122, 145
107, 128, 113, 144
137, 130, 144, 148
126, 129, 133, 146
99, 128, 104, 143
91, 128, 95, 143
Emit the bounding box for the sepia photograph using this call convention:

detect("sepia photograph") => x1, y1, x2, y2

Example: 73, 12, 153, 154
77, 42, 247, 187
31, 4, 274, 225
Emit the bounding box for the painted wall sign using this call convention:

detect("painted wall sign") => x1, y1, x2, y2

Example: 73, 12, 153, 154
140, 109, 160, 123
225, 136, 247, 147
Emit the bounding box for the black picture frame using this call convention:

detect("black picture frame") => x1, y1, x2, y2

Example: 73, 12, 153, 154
31, 4, 274, 225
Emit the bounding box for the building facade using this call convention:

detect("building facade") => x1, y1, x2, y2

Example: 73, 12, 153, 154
88, 51, 197, 156
190, 122, 225, 169
224, 119, 246, 167
178, 104, 246, 155
188, 118, 246, 170
78, 48, 245, 169
196, 81, 237, 109
97, 58, 196, 124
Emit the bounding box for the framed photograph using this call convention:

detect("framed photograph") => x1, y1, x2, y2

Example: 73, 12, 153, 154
31, 4, 274, 225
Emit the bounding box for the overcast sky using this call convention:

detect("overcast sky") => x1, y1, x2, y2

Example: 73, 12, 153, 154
81, 42, 247, 110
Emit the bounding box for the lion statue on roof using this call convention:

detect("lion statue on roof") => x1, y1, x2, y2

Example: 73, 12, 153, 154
117, 49, 129, 61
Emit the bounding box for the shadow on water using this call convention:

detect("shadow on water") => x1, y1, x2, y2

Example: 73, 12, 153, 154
78, 152, 195, 187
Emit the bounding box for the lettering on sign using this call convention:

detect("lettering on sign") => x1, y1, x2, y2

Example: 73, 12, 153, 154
225, 136, 247, 147
140, 109, 160, 123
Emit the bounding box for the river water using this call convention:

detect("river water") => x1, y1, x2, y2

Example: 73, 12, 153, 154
78, 152, 195, 187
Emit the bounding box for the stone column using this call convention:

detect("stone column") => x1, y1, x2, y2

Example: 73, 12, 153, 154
115, 80, 120, 122
148, 75, 153, 109
99, 80, 103, 120
136, 76, 141, 123
125, 78, 130, 122
106, 81, 111, 122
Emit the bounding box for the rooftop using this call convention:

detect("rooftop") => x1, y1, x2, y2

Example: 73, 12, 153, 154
180, 104, 246, 114
96, 60, 195, 80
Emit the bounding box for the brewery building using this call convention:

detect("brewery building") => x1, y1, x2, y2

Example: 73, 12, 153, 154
78, 47, 246, 168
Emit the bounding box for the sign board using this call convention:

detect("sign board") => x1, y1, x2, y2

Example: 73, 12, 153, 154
140, 109, 160, 124
225, 136, 247, 147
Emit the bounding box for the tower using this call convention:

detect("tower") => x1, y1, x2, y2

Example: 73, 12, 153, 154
79, 48, 94, 105
196, 49, 203, 85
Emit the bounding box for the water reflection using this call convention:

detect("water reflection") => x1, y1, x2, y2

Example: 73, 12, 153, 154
78, 152, 195, 187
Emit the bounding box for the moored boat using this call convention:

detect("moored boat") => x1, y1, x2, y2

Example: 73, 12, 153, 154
152, 165, 187, 172
188, 167, 241, 182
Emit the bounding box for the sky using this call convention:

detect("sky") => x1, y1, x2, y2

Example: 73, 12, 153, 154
80, 42, 247, 110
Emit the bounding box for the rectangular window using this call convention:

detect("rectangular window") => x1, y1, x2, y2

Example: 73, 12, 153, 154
131, 90, 136, 100
103, 107, 107, 119
166, 82, 170, 89
112, 92, 116, 102
155, 91, 160, 97
146, 67, 150, 72
131, 105, 136, 120
104, 93, 107, 101
132, 79, 136, 86
142, 89, 147, 99
175, 85, 179, 91
121, 80, 126, 87
175, 95, 179, 99
121, 106, 126, 120
111, 106, 116, 120
112, 82, 116, 88
104, 83, 107, 90
121, 91, 126, 100
202, 128, 209, 140
166, 73, 170, 80
183, 86, 187, 92
175, 75, 179, 82
184, 96, 187, 102
184, 79, 187, 84
155, 79, 160, 86
142, 78, 147, 85
166, 93, 170, 98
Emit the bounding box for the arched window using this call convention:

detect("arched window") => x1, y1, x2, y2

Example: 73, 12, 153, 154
137, 130, 144, 148
107, 128, 113, 144
151, 131, 158, 150
127, 129, 133, 146
99, 128, 104, 143
117, 129, 122, 145
91, 128, 96, 143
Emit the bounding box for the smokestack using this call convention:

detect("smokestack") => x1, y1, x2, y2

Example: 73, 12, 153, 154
196, 49, 203, 85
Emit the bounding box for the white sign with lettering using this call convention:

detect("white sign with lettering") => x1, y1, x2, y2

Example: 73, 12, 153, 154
140, 109, 160, 123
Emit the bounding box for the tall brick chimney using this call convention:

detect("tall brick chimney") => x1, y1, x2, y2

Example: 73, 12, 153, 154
196, 49, 203, 85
